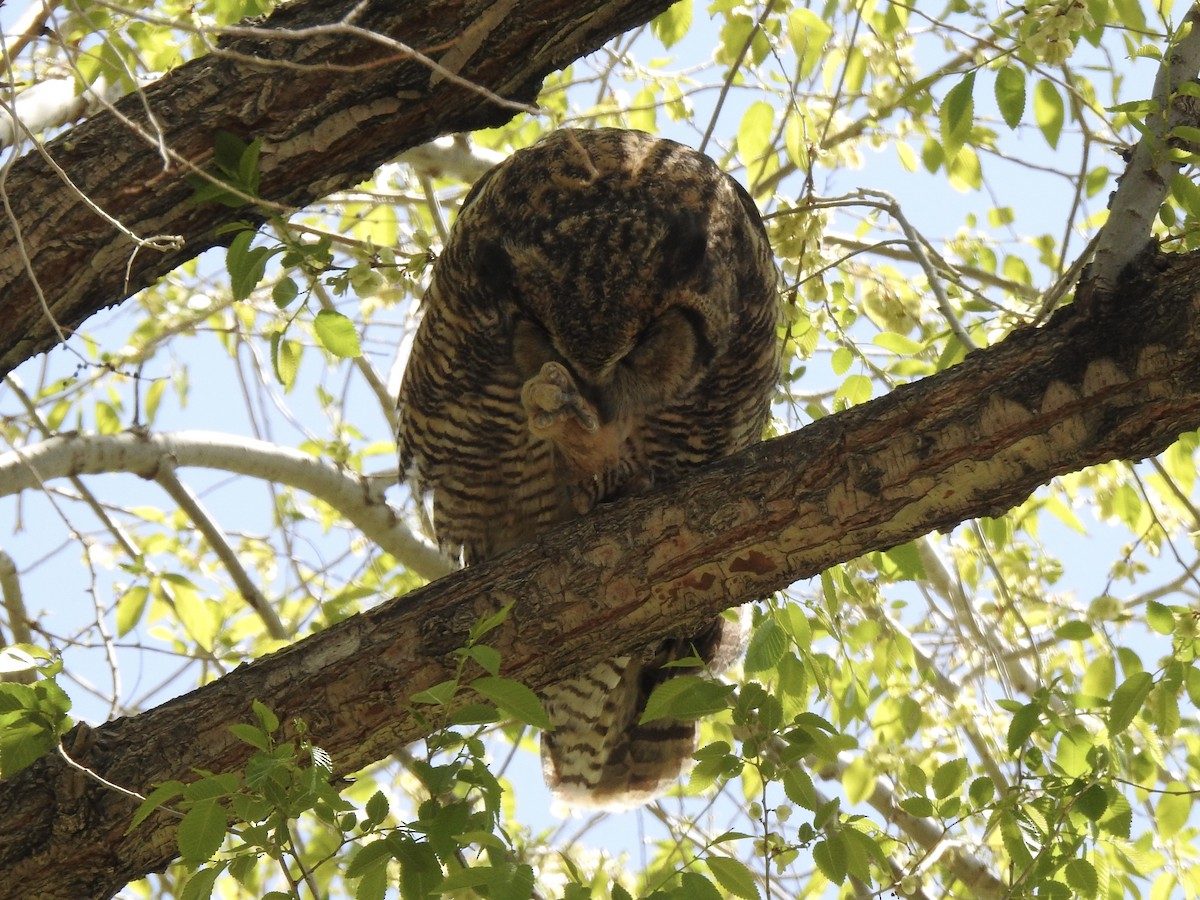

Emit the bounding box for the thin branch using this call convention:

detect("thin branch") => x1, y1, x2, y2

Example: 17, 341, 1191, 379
153, 458, 288, 640
0, 430, 453, 582
814, 758, 1007, 897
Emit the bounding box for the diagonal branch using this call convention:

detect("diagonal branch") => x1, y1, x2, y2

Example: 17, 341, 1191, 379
0, 429, 452, 581
0, 0, 679, 378
2, 243, 1199, 897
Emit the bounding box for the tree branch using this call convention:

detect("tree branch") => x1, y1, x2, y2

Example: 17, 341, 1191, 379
3, 243, 1200, 896
0, 429, 453, 582
0, 0, 679, 378
1084, 3, 1200, 293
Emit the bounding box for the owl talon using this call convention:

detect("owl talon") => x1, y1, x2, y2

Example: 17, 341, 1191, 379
523, 362, 599, 436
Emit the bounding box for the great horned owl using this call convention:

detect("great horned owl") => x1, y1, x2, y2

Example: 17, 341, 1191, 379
397, 128, 778, 807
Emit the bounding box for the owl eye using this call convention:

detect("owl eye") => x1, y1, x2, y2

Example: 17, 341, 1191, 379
474, 238, 514, 288
624, 307, 712, 373
658, 213, 709, 285
613, 307, 713, 413
511, 316, 561, 379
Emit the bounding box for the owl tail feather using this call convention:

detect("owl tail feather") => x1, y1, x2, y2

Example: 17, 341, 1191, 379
539, 654, 700, 811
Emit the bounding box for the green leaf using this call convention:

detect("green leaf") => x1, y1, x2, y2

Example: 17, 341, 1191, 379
471, 676, 550, 730
788, 8, 833, 79
706, 855, 761, 900
346, 838, 394, 879
116, 585, 149, 637
470, 601, 514, 641
144, 379, 166, 423
994, 65, 1026, 129
1034, 79, 1065, 148
782, 766, 818, 810
968, 776, 994, 808
180, 865, 224, 900
1055, 620, 1093, 641
411, 679, 458, 706
835, 374, 872, 407
1082, 653, 1115, 698
1155, 782, 1192, 838
813, 836, 847, 885
842, 756, 875, 804
365, 789, 389, 825
464, 644, 501, 676
872, 332, 924, 355
272, 276, 299, 308
313, 310, 362, 358
743, 617, 787, 673
880, 541, 926, 580
932, 757, 968, 799
177, 797, 227, 865
1007, 702, 1041, 753
1145, 600, 1175, 634
448, 703, 501, 726
213, 130, 249, 178
680, 871, 725, 900
94, 400, 121, 434
356, 863, 388, 900
940, 72, 975, 160
127, 781, 186, 832
226, 230, 271, 302
270, 332, 302, 389
252, 699, 279, 734
899, 796, 934, 817
1075, 783, 1108, 821
1108, 671, 1153, 733
650, 0, 692, 48
737, 101, 775, 165
640, 675, 734, 723
1064, 858, 1099, 899
228, 723, 270, 751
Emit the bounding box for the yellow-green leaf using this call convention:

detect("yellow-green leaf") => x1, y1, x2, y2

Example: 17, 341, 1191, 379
994, 65, 1026, 129
940, 72, 975, 160
743, 617, 787, 673
651, 0, 692, 49
738, 101, 775, 165
177, 797, 227, 865
313, 310, 362, 358
1108, 671, 1153, 733
1155, 783, 1192, 838
471, 675, 550, 730
706, 855, 761, 900
116, 586, 149, 637
788, 8, 833, 79
640, 675, 733, 723
1034, 79, 1065, 148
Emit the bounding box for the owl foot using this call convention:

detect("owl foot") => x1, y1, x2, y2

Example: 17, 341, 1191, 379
522, 361, 599, 436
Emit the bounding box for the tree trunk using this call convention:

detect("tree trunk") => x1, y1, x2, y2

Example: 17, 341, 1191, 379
2, 244, 1199, 897
0, 0, 677, 377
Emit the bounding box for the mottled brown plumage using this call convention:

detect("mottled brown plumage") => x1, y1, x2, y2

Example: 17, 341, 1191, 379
397, 128, 778, 807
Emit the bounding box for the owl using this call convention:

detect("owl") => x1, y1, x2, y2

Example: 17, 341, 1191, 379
397, 128, 779, 807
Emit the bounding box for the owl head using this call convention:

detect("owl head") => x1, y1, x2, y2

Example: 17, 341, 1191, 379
450, 129, 760, 425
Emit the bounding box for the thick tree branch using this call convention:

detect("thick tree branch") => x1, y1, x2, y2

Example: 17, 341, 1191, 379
0, 0, 678, 378
2, 245, 1200, 897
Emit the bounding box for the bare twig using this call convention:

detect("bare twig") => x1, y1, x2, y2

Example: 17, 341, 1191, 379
153, 458, 287, 640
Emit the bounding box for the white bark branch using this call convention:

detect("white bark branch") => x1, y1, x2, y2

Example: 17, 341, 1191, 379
0, 430, 453, 582
1087, 3, 1200, 291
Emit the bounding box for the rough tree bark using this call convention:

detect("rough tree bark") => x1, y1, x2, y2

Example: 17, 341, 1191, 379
5, 0, 1200, 897
2, 243, 1199, 897
0, 0, 678, 377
